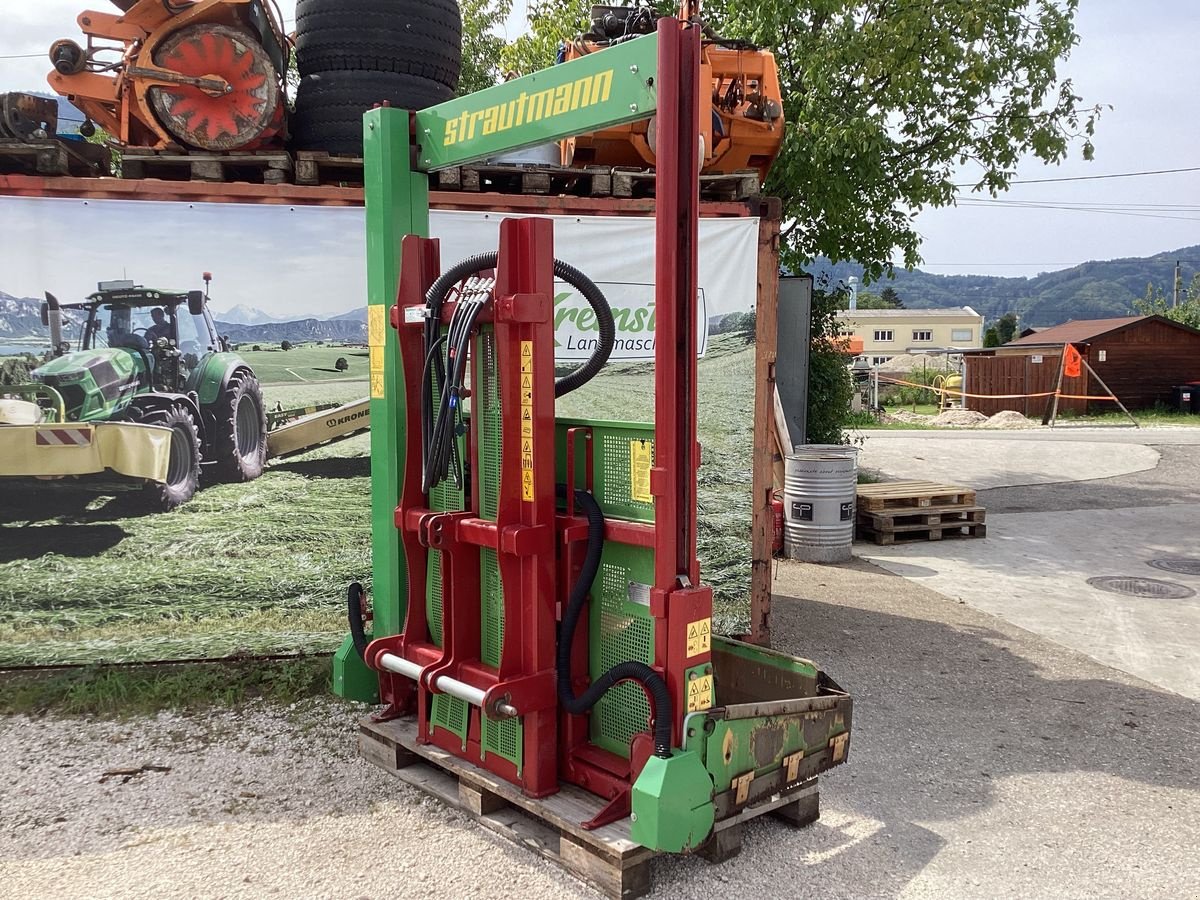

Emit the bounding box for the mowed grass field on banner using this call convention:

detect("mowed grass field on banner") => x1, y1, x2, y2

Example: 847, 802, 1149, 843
231, 345, 370, 385
0, 335, 755, 665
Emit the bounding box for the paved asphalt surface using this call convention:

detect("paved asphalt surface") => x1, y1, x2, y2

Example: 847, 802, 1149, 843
859, 427, 1200, 697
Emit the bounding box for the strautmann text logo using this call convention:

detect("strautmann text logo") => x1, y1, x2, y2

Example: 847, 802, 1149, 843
442, 69, 615, 146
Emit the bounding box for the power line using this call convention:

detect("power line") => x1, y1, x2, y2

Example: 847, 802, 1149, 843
915, 262, 1080, 267
955, 165, 1200, 187
956, 199, 1200, 223
969, 200, 1200, 212
0, 53, 45, 60
968, 197, 1200, 211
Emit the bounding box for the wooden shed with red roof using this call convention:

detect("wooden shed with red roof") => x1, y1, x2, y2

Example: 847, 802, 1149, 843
961, 315, 1200, 417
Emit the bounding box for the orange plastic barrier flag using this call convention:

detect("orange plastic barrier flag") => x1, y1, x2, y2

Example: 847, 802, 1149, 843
1063, 344, 1082, 378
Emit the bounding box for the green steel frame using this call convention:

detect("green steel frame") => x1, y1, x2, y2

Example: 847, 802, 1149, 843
335, 33, 663, 700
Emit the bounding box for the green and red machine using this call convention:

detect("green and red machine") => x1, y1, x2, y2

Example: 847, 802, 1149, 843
335, 18, 851, 854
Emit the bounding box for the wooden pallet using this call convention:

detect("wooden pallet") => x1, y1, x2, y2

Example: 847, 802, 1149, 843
0, 138, 109, 177
293, 150, 365, 186
612, 167, 760, 200
360, 716, 820, 899
858, 506, 986, 533
856, 480, 977, 512
120, 148, 292, 184
857, 520, 988, 546
433, 162, 614, 196
432, 162, 761, 200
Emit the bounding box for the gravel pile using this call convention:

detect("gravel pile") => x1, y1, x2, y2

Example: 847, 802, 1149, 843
931, 409, 988, 427
981, 410, 1036, 429
883, 409, 931, 425
875, 354, 956, 374
881, 408, 1038, 430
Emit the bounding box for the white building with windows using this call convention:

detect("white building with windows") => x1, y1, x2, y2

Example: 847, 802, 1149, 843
835, 307, 984, 366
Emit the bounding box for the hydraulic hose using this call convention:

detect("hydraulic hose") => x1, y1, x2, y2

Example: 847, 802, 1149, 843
420, 252, 616, 494
421, 252, 615, 400
557, 486, 674, 759
347, 582, 369, 660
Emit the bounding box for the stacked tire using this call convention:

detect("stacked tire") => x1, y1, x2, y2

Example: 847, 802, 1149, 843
291, 0, 462, 155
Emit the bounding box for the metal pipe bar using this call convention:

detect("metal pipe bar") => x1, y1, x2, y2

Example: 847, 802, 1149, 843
376, 652, 519, 718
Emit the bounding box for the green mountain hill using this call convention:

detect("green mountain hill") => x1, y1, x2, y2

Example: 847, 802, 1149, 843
806, 245, 1200, 326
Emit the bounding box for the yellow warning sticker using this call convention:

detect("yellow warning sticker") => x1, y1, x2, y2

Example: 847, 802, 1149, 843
686, 617, 711, 658
687, 674, 714, 712
630, 439, 652, 504
520, 340, 535, 501
368, 304, 386, 347
368, 345, 386, 399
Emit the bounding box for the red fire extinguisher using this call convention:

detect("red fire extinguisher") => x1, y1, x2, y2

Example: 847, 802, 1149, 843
771, 491, 784, 555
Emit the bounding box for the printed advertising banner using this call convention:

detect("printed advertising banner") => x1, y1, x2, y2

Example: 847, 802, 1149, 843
1, 198, 759, 361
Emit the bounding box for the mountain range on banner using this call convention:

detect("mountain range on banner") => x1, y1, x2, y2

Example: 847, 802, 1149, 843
3, 242, 1198, 341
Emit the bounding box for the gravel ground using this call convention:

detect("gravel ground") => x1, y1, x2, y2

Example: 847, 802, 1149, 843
3, 559, 1198, 899
0, 700, 589, 899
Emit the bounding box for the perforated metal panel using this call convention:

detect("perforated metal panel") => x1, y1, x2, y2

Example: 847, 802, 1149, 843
431, 694, 468, 744
481, 714, 522, 771
478, 328, 502, 520
554, 419, 655, 523
590, 542, 656, 756
474, 327, 521, 770
480, 547, 505, 667
426, 551, 444, 646
599, 433, 655, 521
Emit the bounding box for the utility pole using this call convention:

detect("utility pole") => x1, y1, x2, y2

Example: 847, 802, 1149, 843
1174, 260, 1182, 308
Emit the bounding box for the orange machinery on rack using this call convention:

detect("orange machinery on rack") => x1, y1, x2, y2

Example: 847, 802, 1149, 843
45, 0, 290, 152
561, 2, 784, 180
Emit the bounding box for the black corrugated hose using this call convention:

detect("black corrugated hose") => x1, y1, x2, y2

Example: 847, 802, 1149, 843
347, 581, 369, 659
419, 252, 616, 493
557, 485, 674, 759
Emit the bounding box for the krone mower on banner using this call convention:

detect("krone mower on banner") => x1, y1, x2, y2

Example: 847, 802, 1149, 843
336, 14, 852, 873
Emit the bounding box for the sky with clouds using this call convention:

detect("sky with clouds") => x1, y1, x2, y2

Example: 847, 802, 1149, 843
1, 0, 1196, 284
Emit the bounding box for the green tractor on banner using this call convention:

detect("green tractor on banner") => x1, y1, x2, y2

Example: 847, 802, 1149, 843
0, 276, 267, 510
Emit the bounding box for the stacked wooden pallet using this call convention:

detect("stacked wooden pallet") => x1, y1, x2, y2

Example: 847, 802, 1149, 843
121, 148, 293, 184
433, 162, 761, 200
0, 138, 110, 177
856, 480, 986, 545
94, 144, 765, 197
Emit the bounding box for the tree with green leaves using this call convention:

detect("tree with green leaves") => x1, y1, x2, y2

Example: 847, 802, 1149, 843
501, 0, 1097, 441
879, 286, 903, 309
501, 1, 587, 75
983, 326, 1000, 348
996, 312, 1019, 344
1134, 279, 1200, 330
838, 290, 885, 310
459, 0, 515, 94
702, 1, 1097, 280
